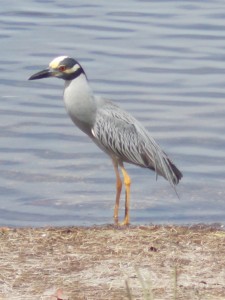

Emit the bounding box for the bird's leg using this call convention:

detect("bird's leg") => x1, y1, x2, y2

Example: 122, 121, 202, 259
112, 159, 122, 224
121, 165, 131, 225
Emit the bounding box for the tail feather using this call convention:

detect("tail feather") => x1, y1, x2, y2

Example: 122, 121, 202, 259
155, 155, 182, 187
167, 159, 183, 185
141, 148, 183, 186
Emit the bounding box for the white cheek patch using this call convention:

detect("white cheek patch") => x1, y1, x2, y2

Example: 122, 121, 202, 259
64, 64, 80, 74
49, 56, 68, 69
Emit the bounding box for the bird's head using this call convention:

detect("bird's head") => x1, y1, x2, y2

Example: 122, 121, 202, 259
29, 56, 85, 81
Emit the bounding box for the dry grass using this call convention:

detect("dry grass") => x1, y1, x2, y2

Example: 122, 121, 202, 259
0, 225, 225, 299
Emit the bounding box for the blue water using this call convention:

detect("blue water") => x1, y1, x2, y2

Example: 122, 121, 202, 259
0, 0, 225, 226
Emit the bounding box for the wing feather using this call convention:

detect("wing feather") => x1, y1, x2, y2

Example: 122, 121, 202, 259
92, 101, 182, 187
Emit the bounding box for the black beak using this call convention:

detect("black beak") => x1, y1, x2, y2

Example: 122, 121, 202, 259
28, 68, 54, 80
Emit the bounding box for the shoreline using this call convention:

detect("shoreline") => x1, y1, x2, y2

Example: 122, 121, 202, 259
0, 224, 225, 299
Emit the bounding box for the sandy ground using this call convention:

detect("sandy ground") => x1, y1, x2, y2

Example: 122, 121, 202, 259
0, 225, 225, 300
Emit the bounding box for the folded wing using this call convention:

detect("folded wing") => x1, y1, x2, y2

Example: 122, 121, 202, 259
92, 101, 182, 187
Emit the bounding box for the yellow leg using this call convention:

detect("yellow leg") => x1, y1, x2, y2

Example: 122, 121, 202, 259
112, 159, 122, 224
121, 165, 131, 225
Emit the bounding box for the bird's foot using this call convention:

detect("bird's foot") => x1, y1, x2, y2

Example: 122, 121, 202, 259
113, 216, 130, 226
120, 217, 130, 226
114, 215, 119, 225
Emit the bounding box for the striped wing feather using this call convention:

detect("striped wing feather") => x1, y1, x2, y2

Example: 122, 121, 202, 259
92, 101, 182, 187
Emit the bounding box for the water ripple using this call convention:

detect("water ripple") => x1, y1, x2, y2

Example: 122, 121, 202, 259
0, 0, 224, 226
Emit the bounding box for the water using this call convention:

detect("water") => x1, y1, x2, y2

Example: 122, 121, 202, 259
0, 0, 225, 226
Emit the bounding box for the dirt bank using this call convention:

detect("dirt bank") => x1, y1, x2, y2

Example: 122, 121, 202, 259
0, 225, 224, 299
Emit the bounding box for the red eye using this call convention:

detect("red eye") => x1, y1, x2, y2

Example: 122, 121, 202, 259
58, 65, 66, 72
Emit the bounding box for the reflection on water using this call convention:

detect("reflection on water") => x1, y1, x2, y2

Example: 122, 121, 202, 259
0, 1, 225, 226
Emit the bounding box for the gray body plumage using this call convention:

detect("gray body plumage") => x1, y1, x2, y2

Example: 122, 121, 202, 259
63, 74, 181, 187
29, 55, 182, 225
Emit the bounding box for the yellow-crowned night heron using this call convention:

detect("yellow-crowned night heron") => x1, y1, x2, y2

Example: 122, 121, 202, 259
29, 56, 183, 225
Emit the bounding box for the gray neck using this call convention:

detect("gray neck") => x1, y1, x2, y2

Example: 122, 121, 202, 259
63, 74, 96, 135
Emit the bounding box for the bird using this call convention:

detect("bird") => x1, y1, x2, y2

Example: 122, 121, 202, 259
29, 55, 183, 225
